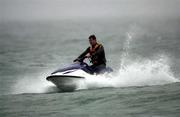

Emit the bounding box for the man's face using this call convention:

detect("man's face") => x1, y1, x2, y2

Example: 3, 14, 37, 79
89, 38, 97, 46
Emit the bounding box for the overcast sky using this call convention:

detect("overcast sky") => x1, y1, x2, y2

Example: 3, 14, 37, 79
0, 0, 180, 21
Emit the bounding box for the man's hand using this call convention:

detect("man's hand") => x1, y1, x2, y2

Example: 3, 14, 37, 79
85, 53, 91, 58
73, 58, 78, 62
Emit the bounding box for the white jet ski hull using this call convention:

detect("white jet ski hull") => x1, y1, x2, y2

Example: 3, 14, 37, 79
46, 62, 113, 92
46, 75, 85, 92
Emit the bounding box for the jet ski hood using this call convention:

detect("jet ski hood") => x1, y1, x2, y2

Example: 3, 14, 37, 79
51, 62, 90, 75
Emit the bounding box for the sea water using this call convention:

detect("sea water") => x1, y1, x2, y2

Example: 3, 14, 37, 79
1, 5, 180, 117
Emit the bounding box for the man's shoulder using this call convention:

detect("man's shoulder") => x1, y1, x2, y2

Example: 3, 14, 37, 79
98, 43, 104, 48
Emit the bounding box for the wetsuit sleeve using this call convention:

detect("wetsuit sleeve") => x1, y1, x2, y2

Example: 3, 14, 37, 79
77, 47, 90, 59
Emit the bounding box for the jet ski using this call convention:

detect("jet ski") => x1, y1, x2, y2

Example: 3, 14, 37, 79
46, 58, 113, 92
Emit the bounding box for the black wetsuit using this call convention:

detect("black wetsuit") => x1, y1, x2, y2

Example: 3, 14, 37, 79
77, 43, 106, 74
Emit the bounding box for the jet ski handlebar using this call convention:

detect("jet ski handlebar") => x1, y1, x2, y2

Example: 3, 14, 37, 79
73, 56, 88, 63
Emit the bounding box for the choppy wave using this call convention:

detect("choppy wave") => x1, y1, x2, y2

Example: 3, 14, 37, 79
11, 55, 179, 94
11, 72, 57, 94
77, 56, 179, 90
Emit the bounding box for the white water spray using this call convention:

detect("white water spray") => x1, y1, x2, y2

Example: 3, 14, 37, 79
76, 57, 179, 90
11, 71, 58, 94
76, 25, 179, 90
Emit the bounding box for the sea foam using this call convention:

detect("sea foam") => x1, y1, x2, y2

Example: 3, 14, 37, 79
76, 56, 179, 90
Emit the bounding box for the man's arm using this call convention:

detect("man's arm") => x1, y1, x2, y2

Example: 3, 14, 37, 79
74, 47, 89, 62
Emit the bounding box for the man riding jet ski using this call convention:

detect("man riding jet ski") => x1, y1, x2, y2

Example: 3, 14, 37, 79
74, 35, 107, 74
46, 35, 112, 91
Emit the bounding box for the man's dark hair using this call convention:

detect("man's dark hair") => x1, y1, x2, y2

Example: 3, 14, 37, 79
89, 35, 96, 40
